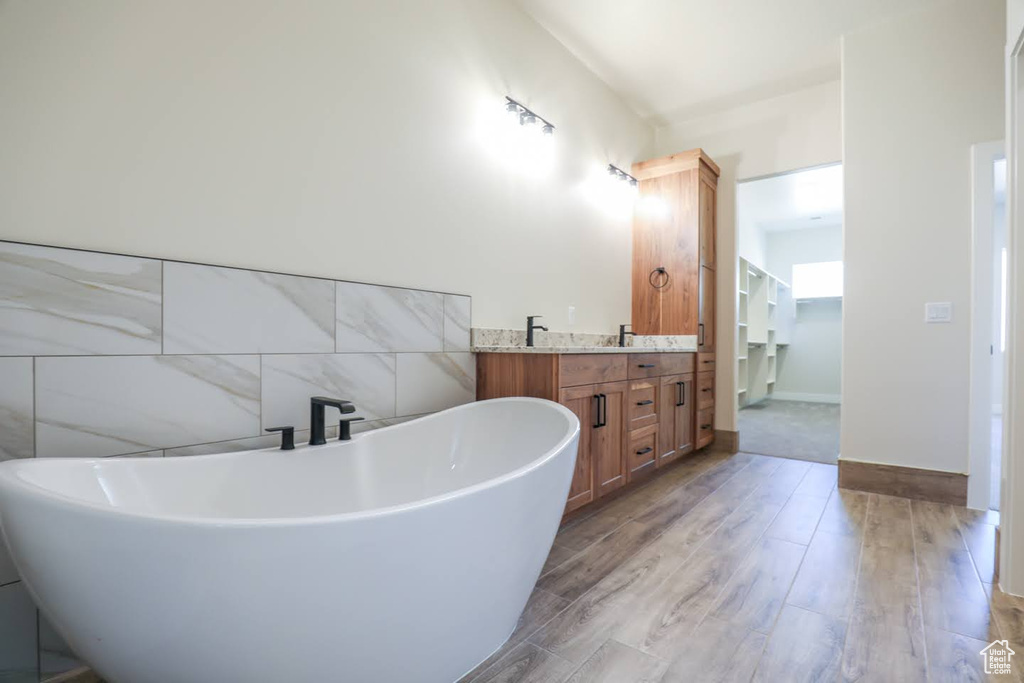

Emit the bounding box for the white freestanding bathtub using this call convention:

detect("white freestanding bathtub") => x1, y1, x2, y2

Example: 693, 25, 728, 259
0, 397, 580, 683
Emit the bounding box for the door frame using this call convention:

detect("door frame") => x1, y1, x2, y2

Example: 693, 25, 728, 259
968, 140, 1005, 511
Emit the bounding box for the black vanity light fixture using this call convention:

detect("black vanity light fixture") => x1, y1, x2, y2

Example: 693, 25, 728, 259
608, 164, 638, 188
505, 96, 555, 135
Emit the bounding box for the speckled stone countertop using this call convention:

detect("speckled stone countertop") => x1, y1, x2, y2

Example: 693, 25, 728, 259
471, 328, 698, 353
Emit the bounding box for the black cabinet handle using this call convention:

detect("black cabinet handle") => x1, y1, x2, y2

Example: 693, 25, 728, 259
265, 426, 295, 451
635, 446, 653, 455
593, 394, 608, 428
676, 381, 685, 407
702, 387, 713, 393
638, 363, 656, 368
698, 323, 705, 346
702, 359, 715, 364
636, 399, 654, 406
701, 423, 713, 430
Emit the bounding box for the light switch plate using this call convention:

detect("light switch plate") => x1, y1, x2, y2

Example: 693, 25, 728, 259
925, 302, 953, 323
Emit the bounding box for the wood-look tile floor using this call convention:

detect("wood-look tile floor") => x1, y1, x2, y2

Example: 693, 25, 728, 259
460, 450, 1021, 683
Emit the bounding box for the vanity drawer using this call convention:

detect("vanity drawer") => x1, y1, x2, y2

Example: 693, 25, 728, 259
628, 353, 692, 379
697, 372, 715, 409
628, 424, 658, 479
697, 407, 715, 448
559, 354, 628, 387
697, 352, 716, 373
628, 379, 659, 430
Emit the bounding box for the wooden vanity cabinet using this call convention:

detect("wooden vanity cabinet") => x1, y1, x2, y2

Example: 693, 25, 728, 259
631, 149, 719, 341
477, 351, 702, 517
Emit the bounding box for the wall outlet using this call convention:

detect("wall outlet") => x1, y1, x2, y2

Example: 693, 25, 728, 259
925, 302, 953, 323
567, 306, 576, 326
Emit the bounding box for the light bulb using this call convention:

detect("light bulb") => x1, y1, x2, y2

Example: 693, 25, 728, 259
521, 112, 537, 126
542, 123, 554, 135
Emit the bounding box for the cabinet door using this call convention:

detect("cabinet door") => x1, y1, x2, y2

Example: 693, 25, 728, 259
632, 175, 676, 335
674, 376, 695, 456
559, 386, 595, 513
699, 175, 717, 268
658, 374, 693, 466
660, 170, 701, 336
593, 380, 628, 497
699, 266, 715, 353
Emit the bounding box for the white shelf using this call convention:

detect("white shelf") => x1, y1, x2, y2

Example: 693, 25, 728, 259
738, 388, 748, 394
739, 289, 749, 296
738, 322, 748, 328
738, 256, 794, 408
738, 356, 748, 361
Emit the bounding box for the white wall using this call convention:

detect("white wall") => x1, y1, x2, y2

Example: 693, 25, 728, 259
842, 0, 1005, 473
0, 0, 654, 333
656, 80, 842, 430
766, 225, 843, 402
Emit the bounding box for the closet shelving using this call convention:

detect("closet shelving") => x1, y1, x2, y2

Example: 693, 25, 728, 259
737, 257, 793, 408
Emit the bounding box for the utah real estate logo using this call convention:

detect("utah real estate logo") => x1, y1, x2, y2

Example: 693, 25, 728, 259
981, 639, 1015, 675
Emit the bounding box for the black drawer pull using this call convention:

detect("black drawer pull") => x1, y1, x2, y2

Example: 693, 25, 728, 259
635, 447, 653, 455
702, 360, 714, 364
638, 363, 656, 368
676, 381, 685, 407
701, 388, 713, 393
636, 399, 654, 406
700, 423, 713, 430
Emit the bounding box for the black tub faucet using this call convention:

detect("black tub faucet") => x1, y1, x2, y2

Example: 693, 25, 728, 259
310, 396, 355, 446
619, 324, 635, 348
526, 315, 548, 347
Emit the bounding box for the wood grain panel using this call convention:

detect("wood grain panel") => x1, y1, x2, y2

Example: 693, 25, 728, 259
708, 536, 806, 633
698, 265, 715, 352
565, 640, 667, 683
627, 424, 658, 480
660, 170, 700, 337
476, 353, 558, 401
754, 605, 845, 683
593, 380, 628, 497
559, 354, 627, 387
631, 174, 676, 335
559, 385, 595, 514
696, 371, 715, 410
839, 459, 968, 506
699, 175, 717, 268
631, 148, 720, 180
627, 378, 659, 431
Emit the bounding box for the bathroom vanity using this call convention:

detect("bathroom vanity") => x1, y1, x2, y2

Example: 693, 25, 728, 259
476, 349, 715, 515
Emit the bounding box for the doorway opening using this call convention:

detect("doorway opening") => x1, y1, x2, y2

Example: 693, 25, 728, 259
970, 142, 1007, 511
735, 163, 843, 464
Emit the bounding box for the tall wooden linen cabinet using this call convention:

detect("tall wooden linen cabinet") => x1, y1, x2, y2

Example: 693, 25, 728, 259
631, 149, 719, 447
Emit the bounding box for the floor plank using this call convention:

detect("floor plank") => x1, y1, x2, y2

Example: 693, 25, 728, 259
752, 605, 845, 683
461, 588, 570, 681
924, 627, 994, 683
471, 643, 576, 683
817, 488, 869, 537
786, 530, 862, 619
912, 500, 967, 550
538, 454, 755, 601
916, 542, 995, 643
555, 452, 731, 552
564, 639, 668, 683
765, 493, 829, 545
707, 536, 806, 633
794, 462, 838, 498
614, 491, 784, 659
541, 544, 579, 577
531, 454, 779, 666
841, 495, 927, 682
659, 616, 767, 683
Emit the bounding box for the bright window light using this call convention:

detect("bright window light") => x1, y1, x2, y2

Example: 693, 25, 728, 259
792, 261, 843, 299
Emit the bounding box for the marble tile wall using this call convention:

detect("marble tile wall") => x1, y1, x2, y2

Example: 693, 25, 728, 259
0, 240, 474, 681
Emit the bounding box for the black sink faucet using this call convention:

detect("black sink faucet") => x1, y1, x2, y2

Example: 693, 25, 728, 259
310, 396, 355, 446
526, 315, 548, 347
619, 324, 635, 348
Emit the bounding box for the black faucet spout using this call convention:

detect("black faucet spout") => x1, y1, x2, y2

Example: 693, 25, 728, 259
526, 315, 548, 347
310, 396, 355, 446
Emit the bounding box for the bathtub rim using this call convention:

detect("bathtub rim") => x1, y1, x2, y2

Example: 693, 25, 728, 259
0, 397, 580, 528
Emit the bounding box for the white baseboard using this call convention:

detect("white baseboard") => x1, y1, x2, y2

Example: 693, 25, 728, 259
770, 391, 841, 404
